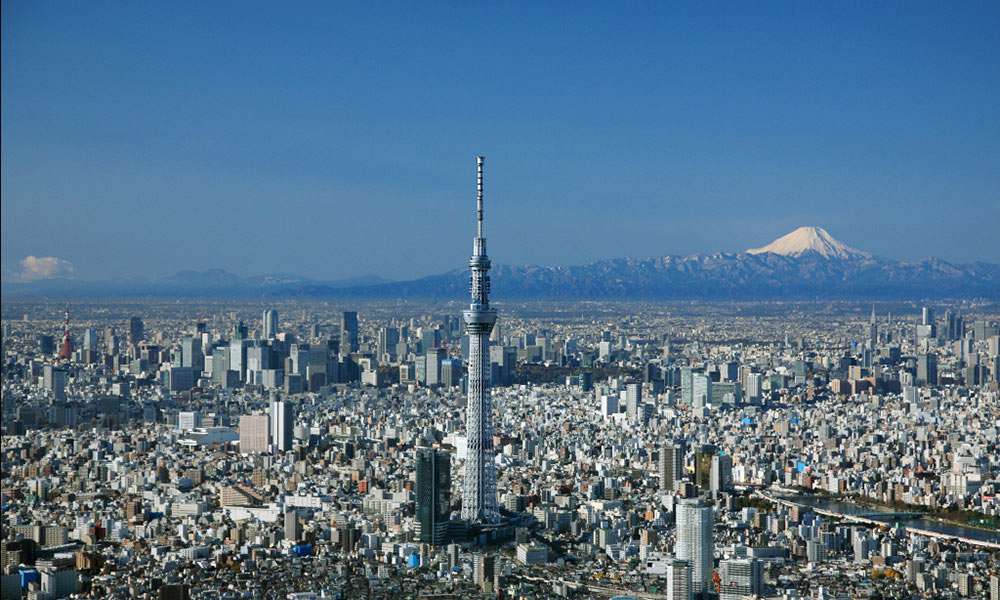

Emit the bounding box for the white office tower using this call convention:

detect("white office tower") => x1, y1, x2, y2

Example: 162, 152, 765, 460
461, 156, 500, 524
625, 382, 642, 422
676, 498, 713, 596
270, 399, 293, 453
263, 309, 278, 339
666, 559, 692, 600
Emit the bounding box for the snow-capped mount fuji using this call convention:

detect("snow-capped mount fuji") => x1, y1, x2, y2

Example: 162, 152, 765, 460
746, 226, 869, 259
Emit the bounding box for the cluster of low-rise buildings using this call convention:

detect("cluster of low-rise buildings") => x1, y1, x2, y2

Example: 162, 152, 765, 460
1, 299, 998, 599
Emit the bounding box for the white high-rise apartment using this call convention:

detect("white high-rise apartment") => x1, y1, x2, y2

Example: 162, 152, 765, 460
675, 498, 713, 595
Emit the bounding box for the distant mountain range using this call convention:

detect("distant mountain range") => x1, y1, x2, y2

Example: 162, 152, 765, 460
1, 269, 391, 298
4, 227, 999, 300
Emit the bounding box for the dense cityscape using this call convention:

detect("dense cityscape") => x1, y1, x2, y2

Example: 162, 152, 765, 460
2, 292, 999, 600
4, 5, 999, 599
2, 159, 999, 599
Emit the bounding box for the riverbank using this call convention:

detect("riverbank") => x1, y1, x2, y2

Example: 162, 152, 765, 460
840, 493, 1000, 534
756, 490, 1000, 550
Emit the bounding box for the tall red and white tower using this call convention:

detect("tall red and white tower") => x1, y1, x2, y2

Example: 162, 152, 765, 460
58, 305, 74, 360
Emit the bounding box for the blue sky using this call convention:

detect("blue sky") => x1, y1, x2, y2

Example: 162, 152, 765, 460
3, 2, 999, 281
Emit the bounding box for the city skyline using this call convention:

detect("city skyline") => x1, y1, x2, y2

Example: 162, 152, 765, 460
3, 293, 998, 598
4, 3, 1000, 282
3, 4, 1000, 599
2, 156, 999, 596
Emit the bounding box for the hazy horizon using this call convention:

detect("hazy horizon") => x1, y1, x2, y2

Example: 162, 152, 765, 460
3, 3, 999, 282
6, 222, 1000, 285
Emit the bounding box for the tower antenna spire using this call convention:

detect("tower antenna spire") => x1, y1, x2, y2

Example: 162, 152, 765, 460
476, 155, 485, 238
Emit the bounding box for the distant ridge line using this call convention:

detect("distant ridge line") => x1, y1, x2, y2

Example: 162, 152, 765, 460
4, 227, 998, 300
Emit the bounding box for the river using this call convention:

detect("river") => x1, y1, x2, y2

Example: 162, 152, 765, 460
765, 493, 1000, 548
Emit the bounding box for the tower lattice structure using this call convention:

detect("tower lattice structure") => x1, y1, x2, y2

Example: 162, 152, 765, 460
461, 156, 500, 524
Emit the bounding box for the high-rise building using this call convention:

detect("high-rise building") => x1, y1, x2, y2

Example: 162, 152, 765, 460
440, 358, 460, 387
869, 304, 878, 345
665, 559, 692, 600
973, 319, 999, 340
473, 553, 496, 593
377, 326, 400, 362
680, 367, 694, 406
232, 320, 249, 341
245, 343, 271, 385
168, 367, 196, 392
625, 381, 642, 423
263, 309, 278, 339
239, 415, 270, 454
719, 558, 762, 600
425, 347, 446, 387
806, 539, 827, 562
43, 365, 67, 401
284, 509, 301, 543
461, 156, 500, 524
230, 339, 250, 380
82, 328, 98, 351
270, 399, 294, 453
745, 371, 763, 403
128, 317, 144, 344
37, 334, 56, 355
675, 498, 713, 595
489, 345, 517, 387
710, 453, 733, 496
719, 360, 739, 382
421, 327, 440, 352
944, 310, 962, 341
211, 347, 233, 386
340, 311, 359, 354
416, 447, 451, 545
957, 573, 973, 597
659, 444, 683, 492
916, 353, 938, 385
103, 327, 117, 353
694, 445, 717, 491
181, 336, 204, 371
917, 306, 937, 340
692, 373, 711, 409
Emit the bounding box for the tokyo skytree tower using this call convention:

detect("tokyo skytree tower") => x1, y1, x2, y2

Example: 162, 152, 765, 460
461, 156, 500, 524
